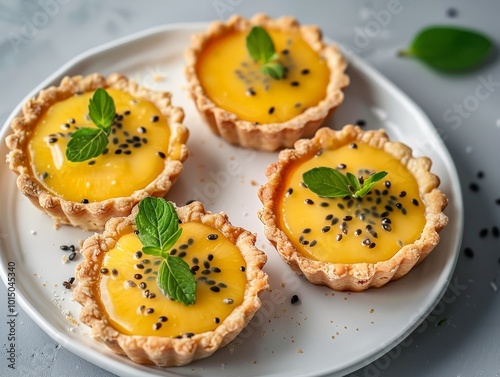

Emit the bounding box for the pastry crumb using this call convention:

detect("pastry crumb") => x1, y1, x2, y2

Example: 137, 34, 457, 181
369, 308, 374, 313
30, 230, 37, 235
297, 348, 303, 353
62, 255, 69, 264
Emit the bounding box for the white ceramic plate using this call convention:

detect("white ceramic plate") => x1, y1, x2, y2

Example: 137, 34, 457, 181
0, 23, 462, 377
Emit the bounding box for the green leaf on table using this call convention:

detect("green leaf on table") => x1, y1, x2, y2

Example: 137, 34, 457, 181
399, 26, 493, 72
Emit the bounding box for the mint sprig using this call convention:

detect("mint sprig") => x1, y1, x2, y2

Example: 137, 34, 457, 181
398, 26, 493, 72
246, 26, 285, 79
66, 88, 115, 162
302, 167, 388, 199
136, 197, 196, 306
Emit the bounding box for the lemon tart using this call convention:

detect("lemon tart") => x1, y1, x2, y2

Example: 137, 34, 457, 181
74, 200, 268, 366
258, 125, 448, 291
185, 14, 349, 151
5, 73, 188, 231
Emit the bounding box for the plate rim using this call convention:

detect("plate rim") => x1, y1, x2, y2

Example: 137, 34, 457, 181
0, 21, 464, 377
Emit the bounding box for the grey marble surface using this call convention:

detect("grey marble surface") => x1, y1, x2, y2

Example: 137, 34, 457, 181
1, 0, 499, 376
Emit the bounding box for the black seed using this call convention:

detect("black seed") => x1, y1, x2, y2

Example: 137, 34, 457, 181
48, 137, 58, 143
41, 172, 49, 180
301, 69, 310, 75
336, 234, 343, 241
305, 199, 314, 205
146, 308, 154, 314
100, 268, 109, 274
214, 317, 220, 324
492, 226, 499, 238
310, 240, 317, 247
316, 149, 323, 156
119, 143, 129, 149
114, 149, 122, 155
399, 191, 407, 197
331, 217, 339, 225
446, 7, 458, 17
369, 242, 376, 249
178, 251, 187, 258
69, 245, 76, 252
354, 229, 362, 236
355, 119, 366, 127
211, 267, 222, 273
396, 203, 403, 209
153, 323, 162, 330
135, 263, 144, 269
268, 106, 275, 114
187, 238, 194, 245
139, 282, 147, 289
223, 298, 234, 305
63, 281, 71, 289
300, 181, 308, 188
496, 198, 500, 206
301, 240, 309, 245
479, 228, 488, 238
112, 268, 118, 276
381, 217, 392, 224
144, 268, 152, 274
134, 251, 143, 259
325, 214, 334, 220
81, 199, 89, 204
149, 293, 156, 299
208, 254, 214, 261
321, 225, 331, 233
320, 202, 329, 207
382, 224, 392, 232
464, 247, 474, 258
302, 228, 311, 234
206, 279, 215, 285
343, 215, 353, 221
191, 265, 200, 273
170, 248, 177, 255
126, 280, 136, 287
185, 332, 194, 338
69, 252, 76, 261
350, 143, 358, 149
382, 190, 389, 196
337, 163, 347, 170
286, 187, 293, 196
291, 81, 300, 87
362, 238, 371, 246
376, 198, 382, 205
201, 269, 211, 275
337, 203, 345, 210
210, 286, 221, 293
402, 208, 407, 215
134, 230, 140, 235
179, 244, 188, 250
134, 274, 142, 280
240, 266, 246, 272
151, 115, 159, 122
207, 234, 218, 241
412, 199, 419, 206
158, 316, 168, 322
384, 181, 391, 189
385, 205, 394, 212
291, 294, 300, 304
157, 151, 166, 159
469, 183, 479, 192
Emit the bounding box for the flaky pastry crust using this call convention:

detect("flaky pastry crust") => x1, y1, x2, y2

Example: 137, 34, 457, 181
5, 73, 189, 231
185, 13, 349, 151
74, 201, 268, 366
258, 125, 448, 291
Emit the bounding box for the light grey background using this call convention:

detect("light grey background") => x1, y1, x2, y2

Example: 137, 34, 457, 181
1, 1, 499, 376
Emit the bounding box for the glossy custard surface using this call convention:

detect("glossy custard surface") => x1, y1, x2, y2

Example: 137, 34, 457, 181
99, 222, 247, 337
196, 29, 329, 124
28, 89, 173, 202
278, 143, 426, 264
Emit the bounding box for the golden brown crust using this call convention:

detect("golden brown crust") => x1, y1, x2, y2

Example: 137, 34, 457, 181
5, 73, 189, 231
73, 201, 268, 366
185, 13, 349, 151
258, 125, 448, 291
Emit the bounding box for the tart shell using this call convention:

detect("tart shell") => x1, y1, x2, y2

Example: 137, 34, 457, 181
185, 13, 349, 151
258, 125, 449, 291
5, 73, 189, 231
74, 201, 268, 366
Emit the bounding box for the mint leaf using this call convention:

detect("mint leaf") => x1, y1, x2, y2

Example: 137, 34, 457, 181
157, 257, 196, 306
246, 26, 285, 79
261, 62, 285, 80
66, 88, 116, 162
88, 88, 116, 130
354, 171, 388, 198
246, 26, 276, 63
302, 166, 388, 199
399, 26, 493, 72
136, 198, 182, 250
302, 167, 352, 198
136, 197, 194, 306
65, 128, 108, 162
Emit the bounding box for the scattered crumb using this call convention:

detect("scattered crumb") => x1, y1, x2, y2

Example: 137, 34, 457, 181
250, 180, 258, 186
252, 360, 257, 364
369, 308, 374, 314
61, 255, 69, 264
297, 348, 303, 354
30, 230, 37, 235
152, 73, 164, 82
280, 282, 286, 288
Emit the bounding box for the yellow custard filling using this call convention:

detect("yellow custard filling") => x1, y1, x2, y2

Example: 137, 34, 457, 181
196, 29, 330, 124
27, 89, 175, 202
99, 222, 247, 337
278, 143, 426, 264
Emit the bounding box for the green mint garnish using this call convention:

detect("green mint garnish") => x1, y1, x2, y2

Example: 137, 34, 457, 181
398, 26, 493, 72
136, 197, 195, 306
246, 26, 285, 79
302, 167, 388, 199
66, 88, 115, 162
